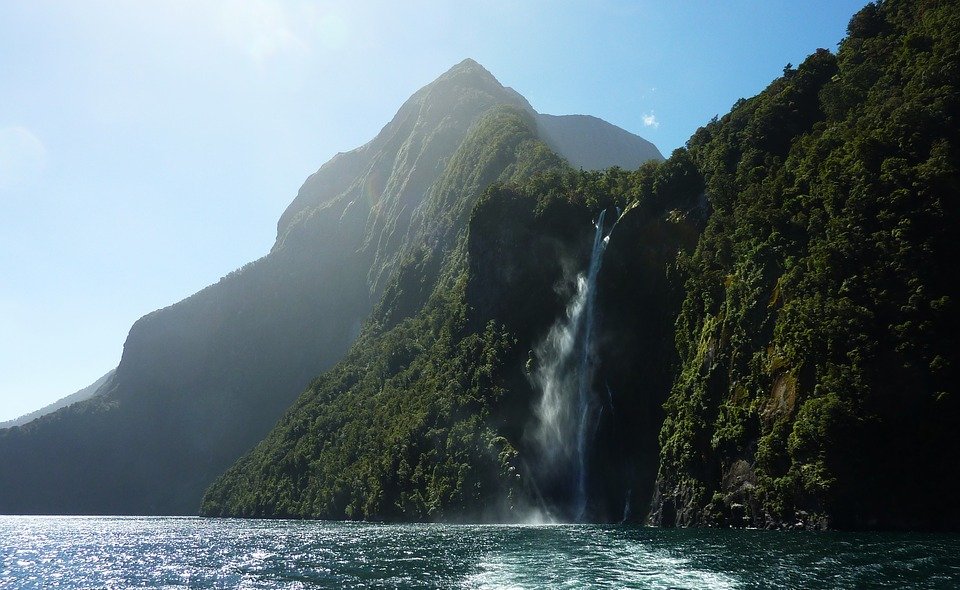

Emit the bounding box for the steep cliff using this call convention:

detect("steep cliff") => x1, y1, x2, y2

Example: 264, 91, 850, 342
200, 153, 703, 520
651, 0, 959, 530
204, 0, 960, 529
0, 60, 660, 515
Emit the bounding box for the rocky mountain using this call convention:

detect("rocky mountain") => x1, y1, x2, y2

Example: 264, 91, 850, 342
536, 113, 662, 170
199, 158, 705, 521
0, 59, 661, 515
203, 0, 960, 531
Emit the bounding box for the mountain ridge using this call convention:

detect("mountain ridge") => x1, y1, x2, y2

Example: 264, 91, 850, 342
0, 370, 115, 430
202, 0, 960, 530
0, 59, 661, 515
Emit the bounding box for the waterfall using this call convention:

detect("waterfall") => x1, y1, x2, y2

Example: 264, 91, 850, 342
532, 208, 615, 521
621, 488, 633, 523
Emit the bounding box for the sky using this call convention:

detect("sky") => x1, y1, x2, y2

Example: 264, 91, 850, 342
0, 0, 868, 422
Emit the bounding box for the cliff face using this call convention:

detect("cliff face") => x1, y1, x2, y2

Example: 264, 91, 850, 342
199, 106, 567, 519
0, 60, 660, 516
201, 146, 704, 521
650, 0, 960, 531
208, 0, 960, 529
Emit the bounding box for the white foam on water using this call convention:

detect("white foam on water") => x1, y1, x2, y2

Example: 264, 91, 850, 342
462, 536, 740, 590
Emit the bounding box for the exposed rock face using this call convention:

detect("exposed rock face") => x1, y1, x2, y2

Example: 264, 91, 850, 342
0, 59, 661, 515
590, 193, 707, 523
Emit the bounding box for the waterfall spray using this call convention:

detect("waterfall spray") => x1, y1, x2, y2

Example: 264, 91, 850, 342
532, 208, 617, 521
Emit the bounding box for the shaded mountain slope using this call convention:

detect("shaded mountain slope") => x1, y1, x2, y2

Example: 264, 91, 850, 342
0, 59, 660, 515
201, 106, 569, 519
200, 154, 704, 520
206, 0, 960, 531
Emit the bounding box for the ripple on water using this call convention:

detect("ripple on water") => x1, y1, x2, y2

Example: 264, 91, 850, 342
1, 517, 959, 589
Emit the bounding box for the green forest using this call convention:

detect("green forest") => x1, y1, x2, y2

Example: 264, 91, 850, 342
653, 0, 958, 529
2, 0, 954, 532
203, 0, 959, 530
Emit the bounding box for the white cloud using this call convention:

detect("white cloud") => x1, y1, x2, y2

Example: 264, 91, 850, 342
641, 112, 660, 129
0, 126, 46, 191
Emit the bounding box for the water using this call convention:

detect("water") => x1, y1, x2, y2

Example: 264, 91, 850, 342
2, 517, 958, 589
532, 210, 616, 520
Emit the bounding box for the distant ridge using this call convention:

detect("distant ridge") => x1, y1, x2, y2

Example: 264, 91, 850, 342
0, 370, 115, 430
536, 113, 663, 169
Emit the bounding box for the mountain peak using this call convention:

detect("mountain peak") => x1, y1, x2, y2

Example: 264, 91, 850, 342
451, 57, 482, 70
427, 58, 504, 94
446, 58, 489, 76
278, 60, 662, 240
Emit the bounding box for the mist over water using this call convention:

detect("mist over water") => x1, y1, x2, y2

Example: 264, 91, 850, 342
3, 517, 958, 589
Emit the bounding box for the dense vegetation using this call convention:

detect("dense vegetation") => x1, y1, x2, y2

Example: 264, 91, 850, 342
6, 1, 957, 531
206, 0, 959, 530
0, 59, 571, 515
652, 0, 959, 530
202, 126, 705, 519
200, 106, 559, 519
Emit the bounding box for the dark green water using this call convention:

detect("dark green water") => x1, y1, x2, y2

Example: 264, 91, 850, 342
1, 516, 957, 588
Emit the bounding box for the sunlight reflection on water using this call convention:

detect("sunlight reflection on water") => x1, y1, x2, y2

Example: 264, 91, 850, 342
1, 517, 958, 589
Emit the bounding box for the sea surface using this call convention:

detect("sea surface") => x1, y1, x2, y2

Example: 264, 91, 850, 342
1, 516, 958, 589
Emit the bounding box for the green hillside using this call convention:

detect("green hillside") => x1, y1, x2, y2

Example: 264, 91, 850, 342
201, 116, 704, 519
204, 0, 959, 530
652, 0, 959, 530
0, 59, 658, 515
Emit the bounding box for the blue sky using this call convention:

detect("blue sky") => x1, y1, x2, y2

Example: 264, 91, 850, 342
0, 0, 867, 421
